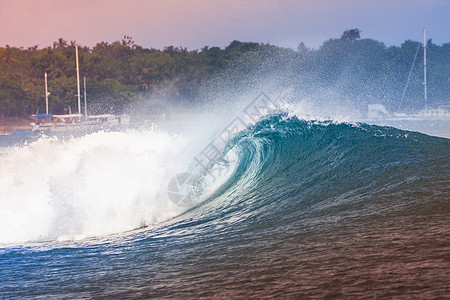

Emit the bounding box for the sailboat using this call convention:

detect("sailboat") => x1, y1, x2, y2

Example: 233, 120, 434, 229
365, 29, 450, 138
30, 46, 124, 132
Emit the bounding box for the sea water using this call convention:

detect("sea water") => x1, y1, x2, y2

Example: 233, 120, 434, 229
0, 111, 449, 298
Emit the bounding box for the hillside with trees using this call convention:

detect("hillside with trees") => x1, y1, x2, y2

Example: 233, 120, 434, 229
0, 30, 449, 117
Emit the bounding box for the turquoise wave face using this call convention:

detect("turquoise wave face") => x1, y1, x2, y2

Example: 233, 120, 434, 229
195, 114, 449, 223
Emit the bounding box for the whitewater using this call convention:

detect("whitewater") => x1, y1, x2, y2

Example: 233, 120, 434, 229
0, 106, 449, 298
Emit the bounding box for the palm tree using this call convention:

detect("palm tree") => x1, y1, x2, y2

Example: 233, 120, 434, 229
53, 38, 68, 50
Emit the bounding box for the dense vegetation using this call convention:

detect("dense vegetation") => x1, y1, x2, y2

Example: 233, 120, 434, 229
0, 30, 449, 117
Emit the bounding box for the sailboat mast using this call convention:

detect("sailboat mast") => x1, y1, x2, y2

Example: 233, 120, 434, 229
423, 28, 427, 107
44, 72, 49, 115
84, 76, 88, 117
76, 45, 81, 116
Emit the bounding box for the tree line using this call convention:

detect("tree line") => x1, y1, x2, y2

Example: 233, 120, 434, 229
0, 30, 449, 117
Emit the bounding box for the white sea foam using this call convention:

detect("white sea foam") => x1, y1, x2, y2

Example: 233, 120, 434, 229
0, 129, 193, 244
0, 105, 313, 245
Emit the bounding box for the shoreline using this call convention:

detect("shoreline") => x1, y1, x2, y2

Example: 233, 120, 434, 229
0, 117, 32, 134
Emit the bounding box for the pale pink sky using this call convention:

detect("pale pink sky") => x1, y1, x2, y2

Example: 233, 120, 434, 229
0, 0, 449, 50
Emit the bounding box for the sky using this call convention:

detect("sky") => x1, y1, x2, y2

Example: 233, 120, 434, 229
0, 0, 449, 50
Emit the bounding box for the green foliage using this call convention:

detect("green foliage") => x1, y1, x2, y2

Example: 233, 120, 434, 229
0, 31, 449, 116
341, 29, 361, 42
88, 79, 139, 113
0, 76, 28, 116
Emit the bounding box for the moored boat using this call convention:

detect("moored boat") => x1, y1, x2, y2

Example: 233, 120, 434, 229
31, 46, 126, 132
